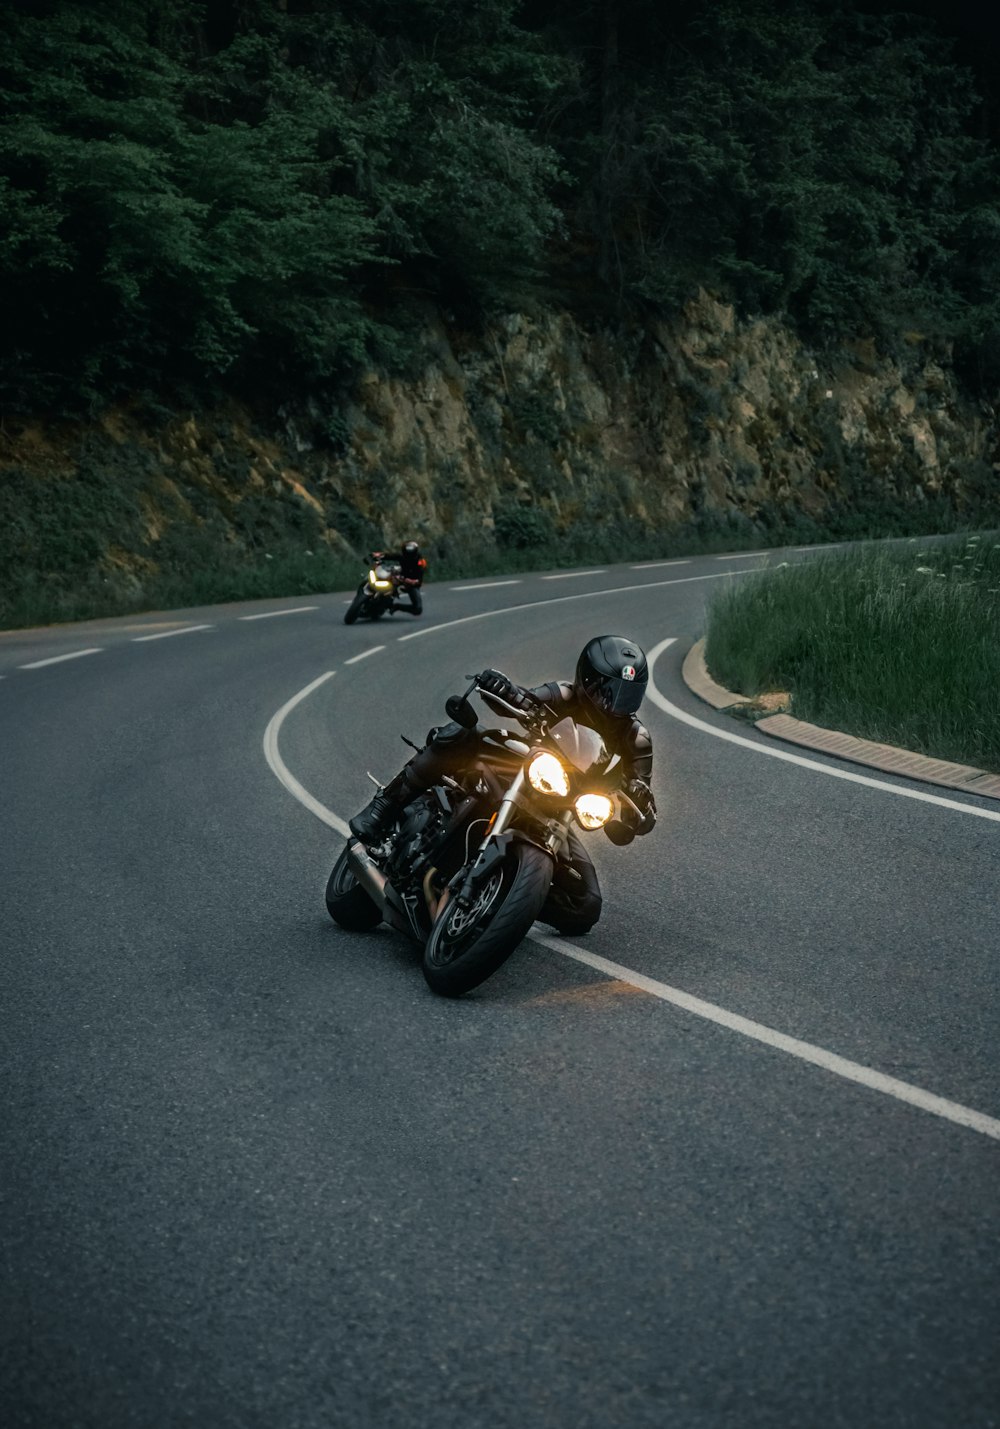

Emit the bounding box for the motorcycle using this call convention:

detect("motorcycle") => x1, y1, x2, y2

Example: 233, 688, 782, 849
325, 674, 647, 996
343, 555, 407, 624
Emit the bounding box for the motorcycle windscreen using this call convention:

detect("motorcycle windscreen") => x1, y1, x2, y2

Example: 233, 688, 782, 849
547, 718, 610, 776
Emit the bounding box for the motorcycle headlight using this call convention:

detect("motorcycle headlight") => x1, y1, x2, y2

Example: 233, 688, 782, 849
369, 569, 393, 590
575, 793, 614, 829
527, 752, 569, 797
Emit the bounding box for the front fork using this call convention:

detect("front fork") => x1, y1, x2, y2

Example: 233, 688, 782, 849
449, 776, 570, 910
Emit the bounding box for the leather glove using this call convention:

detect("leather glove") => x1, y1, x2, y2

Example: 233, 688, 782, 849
624, 779, 657, 835
479, 669, 532, 708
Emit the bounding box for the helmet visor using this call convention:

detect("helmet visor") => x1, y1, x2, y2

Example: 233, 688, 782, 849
581, 671, 645, 717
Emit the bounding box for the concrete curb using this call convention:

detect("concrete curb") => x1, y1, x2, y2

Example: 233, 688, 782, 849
683, 639, 1000, 802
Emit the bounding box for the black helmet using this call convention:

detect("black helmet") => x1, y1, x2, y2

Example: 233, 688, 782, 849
402, 540, 419, 554
575, 635, 648, 719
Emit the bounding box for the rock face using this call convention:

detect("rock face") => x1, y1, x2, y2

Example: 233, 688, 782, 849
2, 292, 996, 609
304, 291, 994, 551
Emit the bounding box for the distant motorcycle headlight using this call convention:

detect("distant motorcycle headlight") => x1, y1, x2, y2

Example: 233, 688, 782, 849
575, 793, 614, 829
527, 752, 569, 797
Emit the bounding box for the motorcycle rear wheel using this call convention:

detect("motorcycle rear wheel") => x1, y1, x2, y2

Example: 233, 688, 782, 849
422, 842, 553, 997
325, 846, 383, 931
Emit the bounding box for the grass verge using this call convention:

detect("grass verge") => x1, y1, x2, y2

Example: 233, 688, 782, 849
704, 534, 1000, 773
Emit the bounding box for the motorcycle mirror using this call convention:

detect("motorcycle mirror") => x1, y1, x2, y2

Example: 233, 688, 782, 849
445, 694, 478, 729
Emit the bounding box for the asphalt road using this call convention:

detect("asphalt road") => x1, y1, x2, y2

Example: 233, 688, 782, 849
2, 547, 998, 1429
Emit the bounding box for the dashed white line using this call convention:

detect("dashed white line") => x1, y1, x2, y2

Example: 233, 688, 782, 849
132, 624, 214, 642
344, 646, 385, 665
451, 580, 522, 591
646, 637, 1000, 824
541, 569, 606, 580
630, 559, 691, 570
19, 648, 103, 669
239, 606, 319, 621
397, 568, 758, 642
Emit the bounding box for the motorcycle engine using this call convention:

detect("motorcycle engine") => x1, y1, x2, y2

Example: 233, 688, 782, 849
388, 797, 440, 878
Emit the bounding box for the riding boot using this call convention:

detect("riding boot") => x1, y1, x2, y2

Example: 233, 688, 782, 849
349, 767, 421, 842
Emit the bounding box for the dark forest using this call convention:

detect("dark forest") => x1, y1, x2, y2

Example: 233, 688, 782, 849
3, 0, 1000, 413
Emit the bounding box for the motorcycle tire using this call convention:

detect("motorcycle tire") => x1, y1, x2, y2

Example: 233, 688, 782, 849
422, 842, 553, 997
325, 846, 383, 931
343, 589, 367, 625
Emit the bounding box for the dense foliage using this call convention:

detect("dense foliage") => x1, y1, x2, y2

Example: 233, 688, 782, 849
2, 0, 999, 411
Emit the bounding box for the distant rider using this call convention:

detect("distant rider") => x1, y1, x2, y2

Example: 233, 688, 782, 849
393, 540, 427, 615
348, 635, 657, 931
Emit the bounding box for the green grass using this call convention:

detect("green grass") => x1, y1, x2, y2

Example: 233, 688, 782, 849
705, 534, 1000, 773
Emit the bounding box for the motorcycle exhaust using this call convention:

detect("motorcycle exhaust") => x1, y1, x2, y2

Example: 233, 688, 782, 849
347, 841, 388, 912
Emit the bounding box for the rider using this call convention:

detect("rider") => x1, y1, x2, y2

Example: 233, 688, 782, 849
348, 635, 657, 930
393, 540, 427, 616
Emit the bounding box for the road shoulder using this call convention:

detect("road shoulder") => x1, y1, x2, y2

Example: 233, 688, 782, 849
682, 638, 1000, 801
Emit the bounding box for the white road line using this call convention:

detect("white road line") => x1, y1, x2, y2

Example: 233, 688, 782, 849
450, 580, 522, 591
262, 671, 350, 838
132, 624, 214, 643
528, 931, 1000, 1142
239, 606, 319, 621
541, 569, 606, 580
715, 551, 767, 560
344, 646, 385, 665
646, 637, 1000, 824
793, 544, 843, 553
260, 667, 1000, 1143
19, 648, 103, 669
397, 568, 758, 642
630, 559, 691, 569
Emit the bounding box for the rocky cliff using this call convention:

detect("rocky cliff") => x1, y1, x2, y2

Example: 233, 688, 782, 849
321, 291, 995, 552
2, 292, 996, 623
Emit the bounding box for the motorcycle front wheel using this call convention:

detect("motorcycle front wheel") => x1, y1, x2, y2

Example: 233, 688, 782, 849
343, 587, 367, 625
325, 846, 383, 931
422, 842, 553, 997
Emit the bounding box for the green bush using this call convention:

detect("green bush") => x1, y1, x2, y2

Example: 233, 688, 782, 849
493, 502, 557, 550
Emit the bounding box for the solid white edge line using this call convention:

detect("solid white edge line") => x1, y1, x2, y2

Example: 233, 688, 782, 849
541, 569, 607, 580
261, 647, 1000, 1142
397, 568, 759, 642
646, 637, 1000, 824
239, 606, 320, 621
715, 551, 767, 559
527, 930, 1000, 1142
630, 559, 691, 569
262, 671, 350, 837
264, 643, 1000, 1143
132, 624, 214, 642
450, 580, 522, 591
344, 646, 385, 665
19, 648, 103, 669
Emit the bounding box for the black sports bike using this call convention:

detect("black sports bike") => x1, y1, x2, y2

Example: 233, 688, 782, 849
325, 674, 645, 996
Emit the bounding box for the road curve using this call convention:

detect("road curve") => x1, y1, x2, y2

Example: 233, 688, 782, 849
3, 549, 998, 1429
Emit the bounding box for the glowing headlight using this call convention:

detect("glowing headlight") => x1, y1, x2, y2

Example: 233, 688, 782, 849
369, 569, 393, 590
527, 752, 569, 797
575, 793, 614, 829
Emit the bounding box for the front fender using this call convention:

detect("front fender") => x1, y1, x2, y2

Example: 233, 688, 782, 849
450, 830, 554, 908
